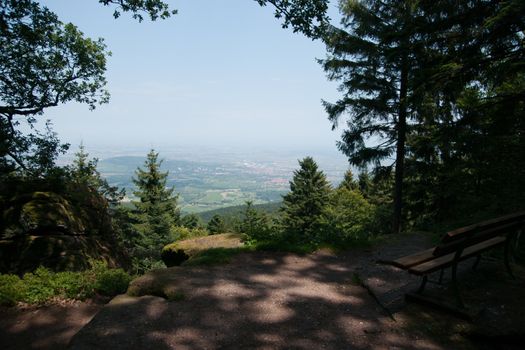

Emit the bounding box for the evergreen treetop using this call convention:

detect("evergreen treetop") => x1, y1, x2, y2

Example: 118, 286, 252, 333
207, 214, 225, 235
69, 143, 124, 204
133, 150, 176, 206
131, 149, 179, 241
280, 156, 331, 240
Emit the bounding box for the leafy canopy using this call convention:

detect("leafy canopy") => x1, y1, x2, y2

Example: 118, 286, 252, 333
0, 0, 110, 117
0, 0, 110, 173
98, 0, 177, 22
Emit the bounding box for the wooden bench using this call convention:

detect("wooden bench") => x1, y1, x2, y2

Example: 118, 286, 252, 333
387, 211, 525, 310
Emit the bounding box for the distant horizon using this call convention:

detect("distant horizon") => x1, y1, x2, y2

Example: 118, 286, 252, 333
58, 141, 351, 170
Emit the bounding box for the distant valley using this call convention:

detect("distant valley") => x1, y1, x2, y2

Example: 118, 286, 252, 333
96, 152, 348, 214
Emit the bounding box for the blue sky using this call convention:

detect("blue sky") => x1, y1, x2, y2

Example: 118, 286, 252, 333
38, 0, 344, 157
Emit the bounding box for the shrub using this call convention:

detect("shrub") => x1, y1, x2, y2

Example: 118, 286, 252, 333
0, 274, 25, 306
51, 271, 94, 300
130, 256, 166, 275
94, 269, 132, 296
0, 261, 133, 306
22, 267, 56, 304
170, 226, 209, 241
323, 188, 375, 244
161, 243, 189, 267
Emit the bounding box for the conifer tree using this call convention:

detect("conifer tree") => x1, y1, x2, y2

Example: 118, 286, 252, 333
180, 214, 200, 229
321, 0, 432, 233
280, 157, 331, 241
241, 201, 271, 240
207, 214, 225, 235
132, 149, 179, 247
338, 169, 358, 191
69, 143, 124, 204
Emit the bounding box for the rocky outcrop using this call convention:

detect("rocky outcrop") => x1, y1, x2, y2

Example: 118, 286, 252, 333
0, 184, 129, 274
0, 235, 127, 273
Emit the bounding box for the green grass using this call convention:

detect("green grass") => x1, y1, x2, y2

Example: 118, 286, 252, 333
253, 239, 318, 255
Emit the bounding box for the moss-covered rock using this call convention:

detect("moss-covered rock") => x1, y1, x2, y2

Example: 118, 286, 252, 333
20, 192, 86, 234
3, 189, 111, 238
0, 180, 129, 274
0, 235, 129, 274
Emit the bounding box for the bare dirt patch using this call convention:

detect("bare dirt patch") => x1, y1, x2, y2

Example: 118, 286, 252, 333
0, 300, 104, 350
2, 233, 524, 350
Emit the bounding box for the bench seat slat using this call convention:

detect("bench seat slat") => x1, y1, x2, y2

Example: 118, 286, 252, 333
408, 236, 506, 276
389, 247, 436, 269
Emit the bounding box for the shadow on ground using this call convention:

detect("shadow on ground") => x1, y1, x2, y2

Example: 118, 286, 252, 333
68, 233, 478, 350
0, 303, 102, 350
4, 233, 522, 350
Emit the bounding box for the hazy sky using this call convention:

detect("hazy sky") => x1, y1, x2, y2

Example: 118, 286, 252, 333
37, 0, 344, 156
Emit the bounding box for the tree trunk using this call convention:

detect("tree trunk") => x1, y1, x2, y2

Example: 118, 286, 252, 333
393, 52, 409, 234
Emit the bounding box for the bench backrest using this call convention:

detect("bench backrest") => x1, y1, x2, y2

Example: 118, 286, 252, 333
432, 211, 525, 257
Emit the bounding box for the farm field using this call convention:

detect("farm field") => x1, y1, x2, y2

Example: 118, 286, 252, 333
96, 153, 346, 213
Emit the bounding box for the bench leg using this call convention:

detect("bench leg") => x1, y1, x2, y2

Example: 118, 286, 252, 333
451, 263, 464, 308
438, 269, 444, 284
472, 255, 481, 271
417, 275, 428, 294
504, 240, 515, 279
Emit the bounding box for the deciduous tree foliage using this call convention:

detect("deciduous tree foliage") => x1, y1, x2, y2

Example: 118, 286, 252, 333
98, 0, 177, 21
256, 0, 330, 39
0, 0, 109, 173
325, 186, 374, 242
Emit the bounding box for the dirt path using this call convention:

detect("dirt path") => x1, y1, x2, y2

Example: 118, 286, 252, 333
2, 233, 523, 349
67, 234, 468, 350
0, 302, 103, 350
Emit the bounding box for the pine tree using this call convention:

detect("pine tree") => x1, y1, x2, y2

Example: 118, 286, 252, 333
338, 169, 358, 191
132, 149, 179, 247
321, 0, 430, 233
69, 143, 124, 204
280, 157, 331, 241
207, 214, 225, 235
241, 201, 270, 240
180, 214, 200, 229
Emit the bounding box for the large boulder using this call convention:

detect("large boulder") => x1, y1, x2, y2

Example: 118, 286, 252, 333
0, 184, 129, 274
0, 235, 128, 273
